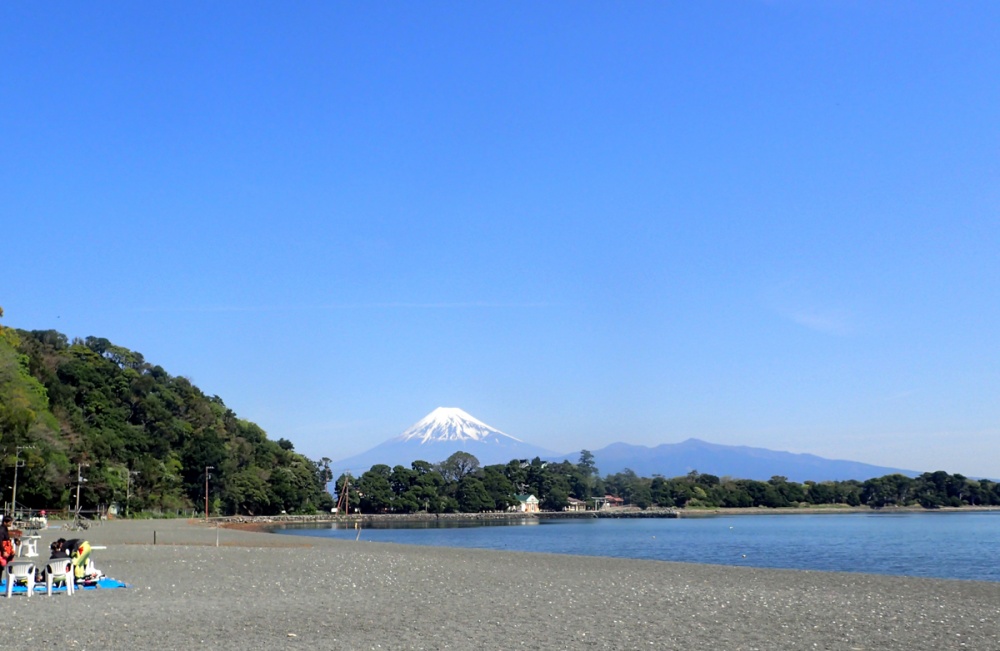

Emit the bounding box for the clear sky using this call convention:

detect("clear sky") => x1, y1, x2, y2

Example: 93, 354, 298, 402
2, 2, 998, 477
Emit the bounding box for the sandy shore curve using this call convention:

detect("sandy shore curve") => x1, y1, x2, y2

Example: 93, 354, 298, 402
1, 518, 998, 650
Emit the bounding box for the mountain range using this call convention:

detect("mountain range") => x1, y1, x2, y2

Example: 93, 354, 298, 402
329, 407, 920, 483
564, 439, 917, 483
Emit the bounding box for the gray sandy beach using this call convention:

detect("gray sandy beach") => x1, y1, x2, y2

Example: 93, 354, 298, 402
3, 519, 999, 650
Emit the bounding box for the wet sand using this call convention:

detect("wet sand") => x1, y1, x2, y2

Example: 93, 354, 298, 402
2, 518, 998, 650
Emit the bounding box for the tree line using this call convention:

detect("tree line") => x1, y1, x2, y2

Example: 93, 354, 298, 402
335, 450, 999, 514
0, 319, 334, 517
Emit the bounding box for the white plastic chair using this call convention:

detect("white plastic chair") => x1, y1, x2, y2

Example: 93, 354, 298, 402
21, 535, 40, 558
46, 558, 75, 596
5, 560, 36, 597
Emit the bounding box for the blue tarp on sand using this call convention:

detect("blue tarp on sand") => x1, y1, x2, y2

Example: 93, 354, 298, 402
1, 577, 129, 593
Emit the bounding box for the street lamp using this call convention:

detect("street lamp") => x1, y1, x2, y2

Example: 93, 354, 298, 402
204, 466, 214, 520
75, 462, 90, 516
125, 469, 140, 518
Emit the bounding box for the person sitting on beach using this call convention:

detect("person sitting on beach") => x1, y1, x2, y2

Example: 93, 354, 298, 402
48, 537, 95, 583
29, 510, 48, 530
35, 538, 72, 583
0, 516, 17, 569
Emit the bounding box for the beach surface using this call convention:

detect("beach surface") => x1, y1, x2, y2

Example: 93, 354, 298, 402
2, 518, 999, 650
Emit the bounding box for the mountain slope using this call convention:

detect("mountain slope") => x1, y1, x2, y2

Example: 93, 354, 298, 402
330, 408, 559, 473
553, 438, 919, 483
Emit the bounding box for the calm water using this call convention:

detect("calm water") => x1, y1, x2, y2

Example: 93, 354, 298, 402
280, 511, 1000, 582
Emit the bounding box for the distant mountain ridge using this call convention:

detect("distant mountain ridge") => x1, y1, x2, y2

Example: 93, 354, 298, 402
557, 438, 919, 483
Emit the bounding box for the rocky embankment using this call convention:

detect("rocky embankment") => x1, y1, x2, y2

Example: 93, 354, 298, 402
216, 507, 680, 529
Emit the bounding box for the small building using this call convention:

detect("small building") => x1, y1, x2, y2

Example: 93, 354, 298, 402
564, 497, 587, 512
515, 494, 540, 513
591, 495, 625, 510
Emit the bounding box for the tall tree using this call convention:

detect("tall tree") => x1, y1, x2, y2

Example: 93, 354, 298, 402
438, 451, 480, 483
456, 476, 493, 513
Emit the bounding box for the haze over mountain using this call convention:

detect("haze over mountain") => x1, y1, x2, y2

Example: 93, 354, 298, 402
559, 439, 920, 484
329, 407, 560, 474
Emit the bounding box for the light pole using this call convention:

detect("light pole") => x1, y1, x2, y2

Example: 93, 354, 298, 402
75, 462, 90, 515
125, 469, 140, 518
11, 445, 35, 518
204, 466, 214, 520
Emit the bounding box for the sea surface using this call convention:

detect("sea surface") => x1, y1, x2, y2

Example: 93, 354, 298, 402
280, 511, 1000, 582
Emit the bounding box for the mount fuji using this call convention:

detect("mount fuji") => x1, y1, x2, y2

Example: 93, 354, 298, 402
329, 408, 559, 474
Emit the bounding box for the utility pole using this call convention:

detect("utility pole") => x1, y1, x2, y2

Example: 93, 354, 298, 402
11, 445, 35, 518
204, 466, 214, 520
336, 474, 351, 515
125, 469, 140, 518
75, 462, 90, 515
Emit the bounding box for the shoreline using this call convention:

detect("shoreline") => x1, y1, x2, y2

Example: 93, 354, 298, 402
210, 503, 1000, 532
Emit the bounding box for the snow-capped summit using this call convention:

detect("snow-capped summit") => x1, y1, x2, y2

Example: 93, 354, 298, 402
396, 407, 524, 445
328, 407, 559, 474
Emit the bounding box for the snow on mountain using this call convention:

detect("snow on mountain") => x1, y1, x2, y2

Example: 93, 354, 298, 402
329, 408, 559, 475
395, 407, 524, 445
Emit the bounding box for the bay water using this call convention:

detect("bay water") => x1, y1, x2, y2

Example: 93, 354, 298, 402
280, 511, 1000, 582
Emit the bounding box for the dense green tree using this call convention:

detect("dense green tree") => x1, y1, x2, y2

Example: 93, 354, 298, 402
357, 465, 393, 513
222, 467, 272, 515
411, 462, 446, 513
503, 459, 529, 494
523, 457, 549, 497
387, 465, 421, 513
0, 327, 333, 516
481, 465, 517, 511
438, 451, 480, 483
456, 475, 493, 513
541, 485, 570, 511
605, 469, 650, 507
862, 474, 914, 507
650, 476, 675, 507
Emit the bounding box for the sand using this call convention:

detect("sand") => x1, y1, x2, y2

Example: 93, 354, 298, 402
2, 518, 998, 650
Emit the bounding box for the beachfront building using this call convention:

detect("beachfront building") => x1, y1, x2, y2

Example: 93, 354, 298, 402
514, 494, 540, 513
564, 497, 587, 512
591, 495, 625, 510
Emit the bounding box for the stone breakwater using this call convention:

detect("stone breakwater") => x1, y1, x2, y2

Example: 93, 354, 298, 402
219, 511, 543, 526
216, 507, 680, 529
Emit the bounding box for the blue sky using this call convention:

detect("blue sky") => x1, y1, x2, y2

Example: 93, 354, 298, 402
2, 2, 998, 476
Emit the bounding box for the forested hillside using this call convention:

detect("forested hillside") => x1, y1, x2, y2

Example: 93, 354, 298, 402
0, 313, 333, 516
